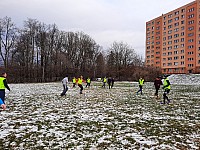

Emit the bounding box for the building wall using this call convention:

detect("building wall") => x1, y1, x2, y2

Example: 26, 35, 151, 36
145, 0, 200, 74
196, 0, 200, 73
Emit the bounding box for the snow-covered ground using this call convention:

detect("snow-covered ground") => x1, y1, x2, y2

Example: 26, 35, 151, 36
169, 74, 200, 85
0, 75, 200, 149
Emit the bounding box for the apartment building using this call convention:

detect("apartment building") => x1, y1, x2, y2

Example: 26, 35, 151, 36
146, 0, 200, 74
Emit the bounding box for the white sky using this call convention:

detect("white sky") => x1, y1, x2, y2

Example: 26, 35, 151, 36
0, 0, 194, 58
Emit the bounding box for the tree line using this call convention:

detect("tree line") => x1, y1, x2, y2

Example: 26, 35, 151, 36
0, 16, 161, 83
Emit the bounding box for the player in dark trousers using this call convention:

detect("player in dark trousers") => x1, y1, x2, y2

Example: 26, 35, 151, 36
85, 77, 91, 88
61, 75, 69, 96
0, 72, 10, 105
102, 77, 107, 88
72, 77, 76, 88
107, 77, 112, 89
154, 76, 163, 98
111, 78, 115, 88
136, 77, 144, 95
162, 75, 171, 104
77, 76, 84, 94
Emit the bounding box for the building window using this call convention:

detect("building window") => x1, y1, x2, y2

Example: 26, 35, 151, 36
156, 42, 160, 45
188, 58, 194, 61
168, 57, 172, 60
174, 56, 179, 60
168, 63, 172, 66
174, 62, 178, 66
168, 25, 172, 29
156, 27, 160, 30
188, 20, 194, 25
181, 38, 184, 42
156, 31, 160, 35
174, 51, 178, 54
174, 22, 179, 26
168, 35, 172, 39
156, 36, 160, 40
168, 46, 172, 50
188, 26, 194, 31
188, 14, 194, 19
174, 28, 179, 32
174, 34, 179, 38
188, 45, 194, 49
188, 33, 194, 37
168, 14, 173, 18
175, 17, 179, 21
168, 41, 172, 45
156, 52, 160, 54
175, 11, 179, 15
188, 64, 194, 67
174, 45, 179, 49
188, 39, 194, 43
174, 39, 179, 43
168, 19, 173, 23
188, 7, 194, 12
168, 52, 172, 55
188, 51, 194, 55
168, 30, 172, 34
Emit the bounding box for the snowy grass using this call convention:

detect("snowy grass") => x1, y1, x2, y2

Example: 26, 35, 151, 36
0, 80, 199, 149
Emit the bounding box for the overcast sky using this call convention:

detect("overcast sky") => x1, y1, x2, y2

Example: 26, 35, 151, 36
0, 0, 193, 57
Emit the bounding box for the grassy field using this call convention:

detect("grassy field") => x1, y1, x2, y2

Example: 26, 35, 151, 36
0, 81, 199, 149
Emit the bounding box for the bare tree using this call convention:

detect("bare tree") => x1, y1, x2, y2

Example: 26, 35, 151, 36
1, 16, 159, 83
0, 16, 17, 70
107, 41, 137, 80
95, 52, 106, 78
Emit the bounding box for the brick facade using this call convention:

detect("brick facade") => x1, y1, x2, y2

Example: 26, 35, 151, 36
146, 0, 200, 74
